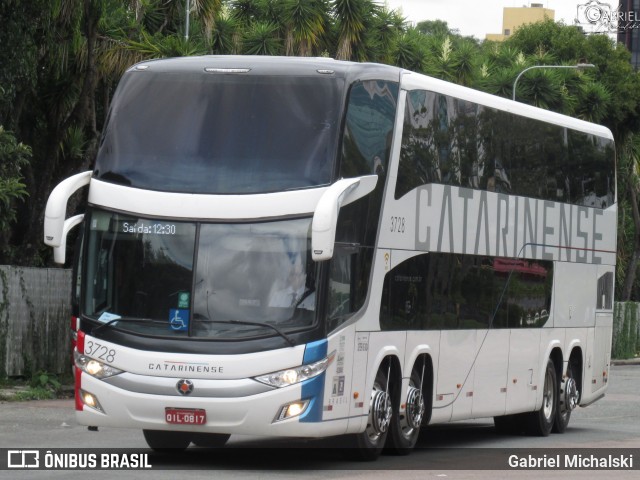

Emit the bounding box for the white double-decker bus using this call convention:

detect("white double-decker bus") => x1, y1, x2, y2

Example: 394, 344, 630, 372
44, 56, 616, 459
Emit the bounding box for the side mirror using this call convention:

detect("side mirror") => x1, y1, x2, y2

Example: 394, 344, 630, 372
53, 214, 84, 264
44, 171, 92, 264
311, 175, 378, 261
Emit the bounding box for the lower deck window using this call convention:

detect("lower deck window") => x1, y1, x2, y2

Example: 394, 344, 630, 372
380, 253, 553, 330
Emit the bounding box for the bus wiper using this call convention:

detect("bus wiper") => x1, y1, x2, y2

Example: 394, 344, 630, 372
90, 317, 162, 336
293, 287, 315, 309
195, 317, 296, 347
284, 287, 316, 323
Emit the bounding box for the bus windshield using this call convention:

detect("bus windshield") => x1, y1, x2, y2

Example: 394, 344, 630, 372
83, 209, 318, 339
94, 71, 344, 194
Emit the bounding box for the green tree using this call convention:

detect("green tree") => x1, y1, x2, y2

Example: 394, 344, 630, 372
416, 19, 458, 38
619, 134, 640, 301
209, 12, 241, 54
0, 126, 30, 253
333, 0, 372, 60
283, 0, 330, 56
393, 27, 428, 72
243, 21, 283, 55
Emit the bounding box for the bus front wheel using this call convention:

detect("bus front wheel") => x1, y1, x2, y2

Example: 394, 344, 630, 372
526, 359, 557, 436
348, 367, 392, 461
191, 433, 230, 448
142, 429, 190, 452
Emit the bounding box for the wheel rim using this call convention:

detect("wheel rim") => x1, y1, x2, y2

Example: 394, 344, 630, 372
543, 368, 554, 420
366, 380, 392, 444
402, 382, 425, 438
561, 376, 579, 414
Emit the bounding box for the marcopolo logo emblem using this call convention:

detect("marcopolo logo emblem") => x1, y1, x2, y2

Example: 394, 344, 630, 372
7, 450, 40, 468
176, 379, 194, 396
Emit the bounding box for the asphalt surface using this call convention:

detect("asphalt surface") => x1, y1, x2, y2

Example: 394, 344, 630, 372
0, 362, 638, 479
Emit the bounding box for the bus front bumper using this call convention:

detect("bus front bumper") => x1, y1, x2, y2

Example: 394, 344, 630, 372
75, 372, 346, 438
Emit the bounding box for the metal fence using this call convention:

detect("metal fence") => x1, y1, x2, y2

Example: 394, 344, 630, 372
0, 266, 72, 377
613, 301, 640, 359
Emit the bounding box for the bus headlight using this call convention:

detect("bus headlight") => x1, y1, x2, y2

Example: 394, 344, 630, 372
254, 351, 335, 388
74, 350, 123, 379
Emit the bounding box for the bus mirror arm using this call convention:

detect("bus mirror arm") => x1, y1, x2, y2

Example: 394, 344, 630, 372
53, 214, 85, 264
311, 175, 378, 261
44, 171, 92, 263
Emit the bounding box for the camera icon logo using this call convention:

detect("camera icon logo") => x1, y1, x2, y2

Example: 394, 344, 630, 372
7, 450, 40, 469
576, 0, 616, 32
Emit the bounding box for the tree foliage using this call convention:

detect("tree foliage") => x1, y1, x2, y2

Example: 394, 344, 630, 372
0, 126, 30, 250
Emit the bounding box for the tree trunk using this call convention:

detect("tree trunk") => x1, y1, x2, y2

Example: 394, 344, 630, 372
622, 182, 640, 301
19, 0, 101, 265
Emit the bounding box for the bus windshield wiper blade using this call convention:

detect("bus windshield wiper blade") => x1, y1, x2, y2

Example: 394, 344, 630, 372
90, 317, 162, 336
285, 287, 316, 322
197, 318, 296, 347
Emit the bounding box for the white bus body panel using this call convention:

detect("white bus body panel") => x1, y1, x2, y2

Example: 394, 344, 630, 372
378, 184, 616, 266
553, 262, 598, 328
507, 329, 541, 413
472, 329, 509, 418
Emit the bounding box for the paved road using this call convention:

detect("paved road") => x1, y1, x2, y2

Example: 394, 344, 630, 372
0, 365, 638, 479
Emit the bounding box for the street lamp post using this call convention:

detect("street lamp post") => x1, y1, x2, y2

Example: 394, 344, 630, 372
512, 63, 595, 101
185, 0, 191, 41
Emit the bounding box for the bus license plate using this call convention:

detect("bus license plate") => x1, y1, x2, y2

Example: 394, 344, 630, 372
165, 408, 207, 425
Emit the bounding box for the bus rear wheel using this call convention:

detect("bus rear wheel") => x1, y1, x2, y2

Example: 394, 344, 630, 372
553, 362, 579, 433
143, 429, 191, 452
525, 359, 557, 436
386, 369, 425, 454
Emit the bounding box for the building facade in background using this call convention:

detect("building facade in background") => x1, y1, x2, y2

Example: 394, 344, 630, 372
618, 0, 640, 69
486, 3, 555, 41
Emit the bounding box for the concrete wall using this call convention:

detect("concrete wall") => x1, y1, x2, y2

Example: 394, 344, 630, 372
0, 266, 72, 377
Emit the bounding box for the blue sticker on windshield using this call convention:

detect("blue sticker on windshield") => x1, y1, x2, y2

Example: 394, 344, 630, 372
169, 309, 189, 331
98, 312, 121, 322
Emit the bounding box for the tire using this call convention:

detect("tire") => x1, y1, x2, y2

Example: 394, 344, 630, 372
493, 413, 526, 435
143, 430, 191, 452
525, 359, 557, 436
386, 369, 425, 454
191, 433, 230, 448
346, 367, 392, 461
553, 362, 579, 433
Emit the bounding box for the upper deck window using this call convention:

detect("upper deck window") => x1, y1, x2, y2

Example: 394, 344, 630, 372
95, 71, 344, 194
396, 89, 615, 207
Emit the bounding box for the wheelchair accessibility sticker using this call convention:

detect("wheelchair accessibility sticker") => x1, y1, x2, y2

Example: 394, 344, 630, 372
169, 309, 189, 331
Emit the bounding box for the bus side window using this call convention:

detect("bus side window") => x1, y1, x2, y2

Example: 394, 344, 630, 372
327, 246, 354, 332
396, 90, 434, 199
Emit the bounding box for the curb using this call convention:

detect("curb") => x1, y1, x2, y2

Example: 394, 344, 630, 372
0, 385, 74, 402
611, 358, 640, 366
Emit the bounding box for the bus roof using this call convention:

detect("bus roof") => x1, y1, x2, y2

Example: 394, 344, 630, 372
127, 56, 613, 141
127, 55, 403, 84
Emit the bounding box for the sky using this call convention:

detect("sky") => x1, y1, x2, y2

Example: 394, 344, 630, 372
383, 1, 610, 39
